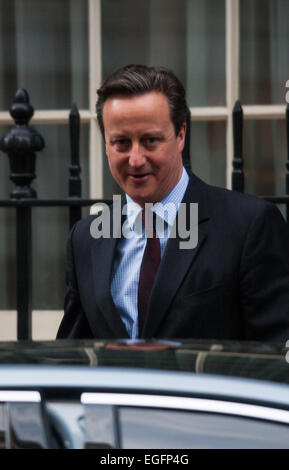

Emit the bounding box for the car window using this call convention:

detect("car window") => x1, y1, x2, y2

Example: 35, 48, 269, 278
119, 408, 289, 449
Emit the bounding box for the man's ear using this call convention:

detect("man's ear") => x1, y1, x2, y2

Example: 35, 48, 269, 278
177, 122, 187, 152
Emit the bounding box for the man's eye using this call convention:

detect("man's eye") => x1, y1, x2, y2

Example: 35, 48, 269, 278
114, 139, 130, 150
144, 137, 158, 146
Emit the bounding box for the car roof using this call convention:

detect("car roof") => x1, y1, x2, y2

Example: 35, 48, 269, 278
1, 365, 289, 411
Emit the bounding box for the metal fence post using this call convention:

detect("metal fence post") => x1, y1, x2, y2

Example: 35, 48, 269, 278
69, 104, 82, 229
0, 89, 45, 340
232, 101, 244, 192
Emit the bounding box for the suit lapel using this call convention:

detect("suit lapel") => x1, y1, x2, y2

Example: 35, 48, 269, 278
142, 174, 210, 338
90, 205, 129, 338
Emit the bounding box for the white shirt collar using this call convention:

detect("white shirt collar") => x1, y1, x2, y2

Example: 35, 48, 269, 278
125, 167, 189, 231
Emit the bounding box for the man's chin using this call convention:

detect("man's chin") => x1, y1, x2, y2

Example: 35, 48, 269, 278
126, 191, 156, 207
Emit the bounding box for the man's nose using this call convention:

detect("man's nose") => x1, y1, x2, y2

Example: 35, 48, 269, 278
128, 142, 146, 167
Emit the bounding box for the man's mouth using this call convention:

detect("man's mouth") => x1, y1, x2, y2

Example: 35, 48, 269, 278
129, 173, 150, 182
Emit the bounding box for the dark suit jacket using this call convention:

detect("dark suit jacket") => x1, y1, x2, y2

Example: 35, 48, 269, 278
57, 173, 289, 343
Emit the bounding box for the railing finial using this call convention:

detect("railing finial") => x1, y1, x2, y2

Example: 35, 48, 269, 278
0, 88, 45, 199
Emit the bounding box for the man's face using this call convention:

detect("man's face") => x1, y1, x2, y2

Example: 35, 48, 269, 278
103, 92, 186, 206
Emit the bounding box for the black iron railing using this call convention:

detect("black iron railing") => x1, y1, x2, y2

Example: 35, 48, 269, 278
0, 89, 289, 340
231, 100, 289, 219
0, 90, 109, 339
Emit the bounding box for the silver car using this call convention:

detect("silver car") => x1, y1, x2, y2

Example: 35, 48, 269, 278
0, 338, 289, 449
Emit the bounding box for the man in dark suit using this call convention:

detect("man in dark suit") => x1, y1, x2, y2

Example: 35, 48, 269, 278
57, 65, 289, 343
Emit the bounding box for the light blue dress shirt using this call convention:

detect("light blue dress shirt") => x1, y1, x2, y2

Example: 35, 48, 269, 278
110, 168, 189, 338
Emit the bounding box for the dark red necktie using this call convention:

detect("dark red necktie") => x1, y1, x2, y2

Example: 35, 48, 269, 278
138, 210, 161, 337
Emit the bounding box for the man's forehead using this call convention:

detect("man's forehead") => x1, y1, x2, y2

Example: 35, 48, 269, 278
108, 128, 165, 139
103, 92, 170, 120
